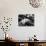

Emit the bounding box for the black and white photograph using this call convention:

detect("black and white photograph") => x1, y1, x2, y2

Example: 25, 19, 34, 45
18, 14, 34, 26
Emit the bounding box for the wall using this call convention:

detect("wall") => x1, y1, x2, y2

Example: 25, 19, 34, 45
0, 0, 46, 40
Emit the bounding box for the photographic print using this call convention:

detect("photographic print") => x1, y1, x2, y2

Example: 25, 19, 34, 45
18, 14, 34, 26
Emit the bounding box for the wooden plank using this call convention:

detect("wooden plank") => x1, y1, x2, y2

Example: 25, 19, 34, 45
24, 43, 28, 46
